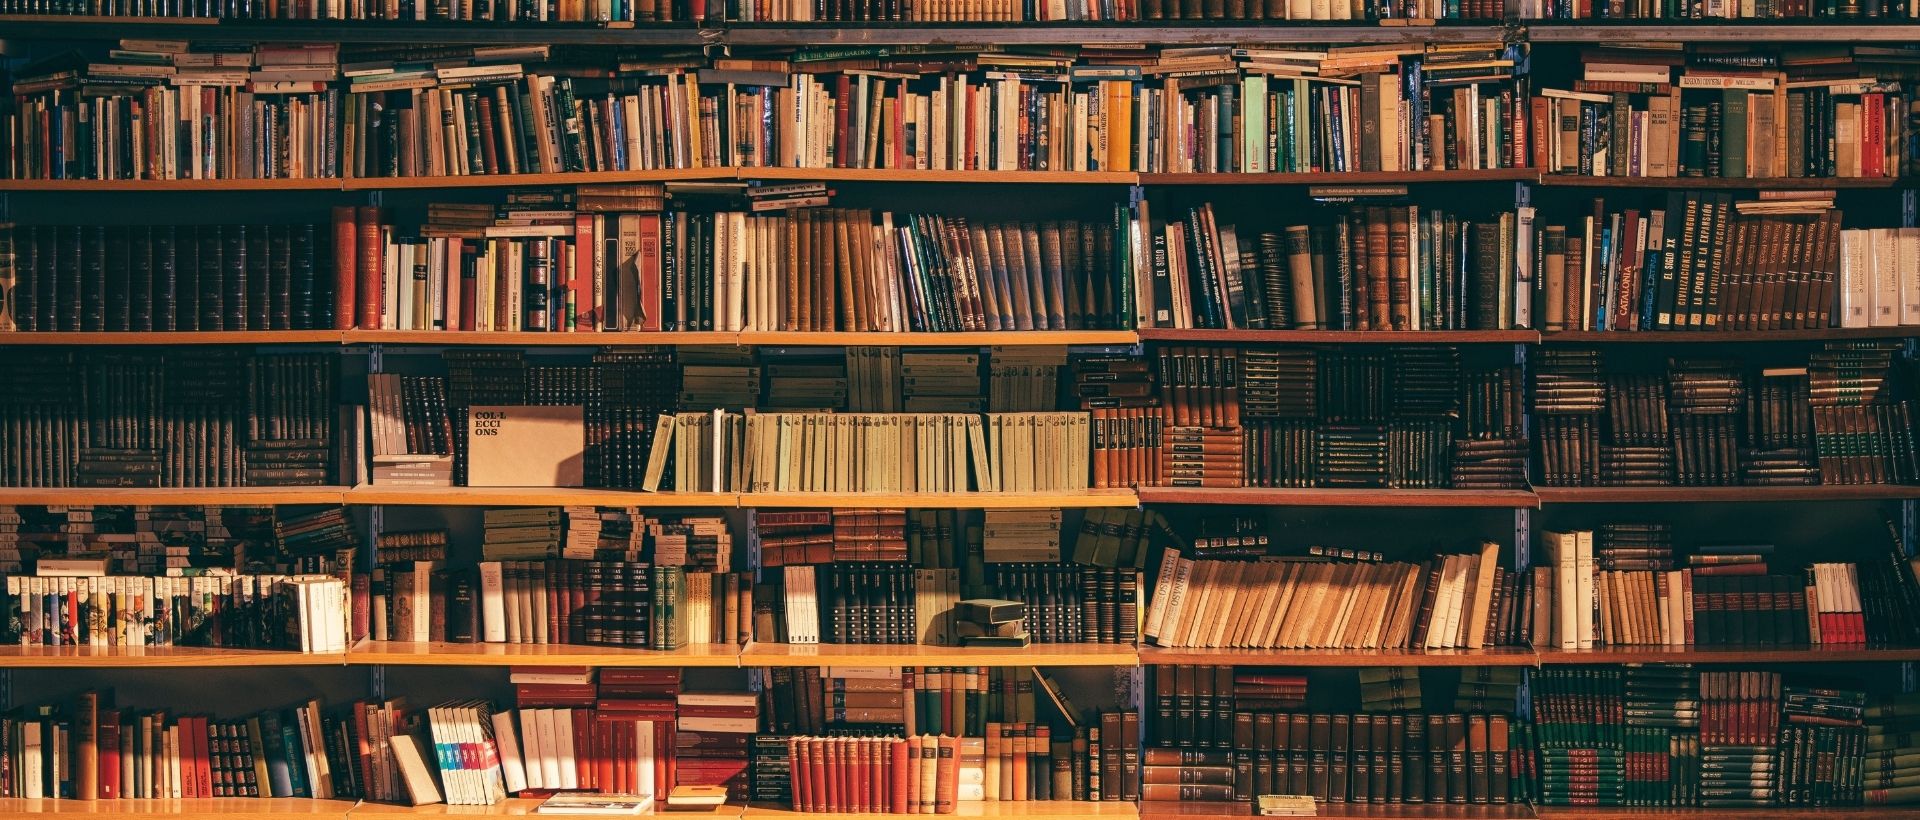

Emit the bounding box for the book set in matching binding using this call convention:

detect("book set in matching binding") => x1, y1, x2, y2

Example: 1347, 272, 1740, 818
1534, 343, 1919, 488
0, 351, 336, 489
0, 224, 331, 332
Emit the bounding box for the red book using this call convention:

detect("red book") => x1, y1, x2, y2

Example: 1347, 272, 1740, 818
1863, 94, 1885, 178
636, 214, 664, 332
573, 214, 595, 331
572, 709, 593, 789
196, 716, 215, 798
790, 738, 810, 811
889, 739, 908, 814
331, 206, 358, 329
850, 738, 866, 813
660, 723, 676, 797
596, 720, 614, 794
98, 711, 120, 799
355, 206, 384, 329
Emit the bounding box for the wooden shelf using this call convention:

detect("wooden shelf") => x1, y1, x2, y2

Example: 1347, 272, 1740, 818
1544, 328, 1920, 343
0, 645, 344, 667
1136, 486, 1538, 508
1534, 485, 1920, 503
1525, 21, 1920, 42
0, 798, 360, 819
0, 177, 341, 192
740, 641, 1138, 667
740, 490, 1138, 509
344, 486, 735, 507
340, 168, 730, 190
348, 640, 742, 667
731, 330, 1138, 346
1534, 808, 1920, 820
738, 167, 1137, 184
1535, 174, 1898, 189
1537, 645, 1920, 665
1137, 329, 1537, 344
349, 799, 739, 817
5, 330, 1135, 347
1139, 645, 1538, 667
342, 330, 724, 346
725, 23, 1513, 45
746, 802, 1136, 819
0, 486, 351, 506
1138, 169, 1534, 185
0, 331, 342, 345
1143, 803, 1534, 819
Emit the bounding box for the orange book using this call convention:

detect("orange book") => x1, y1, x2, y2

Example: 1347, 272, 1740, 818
936, 736, 960, 814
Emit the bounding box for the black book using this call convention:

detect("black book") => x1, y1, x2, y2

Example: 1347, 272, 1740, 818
131, 226, 155, 332
58, 224, 81, 331
15, 225, 37, 331
81, 224, 105, 331
156, 226, 179, 331
105, 225, 129, 331
247, 223, 270, 330
288, 224, 312, 330
198, 225, 222, 331
224, 224, 248, 330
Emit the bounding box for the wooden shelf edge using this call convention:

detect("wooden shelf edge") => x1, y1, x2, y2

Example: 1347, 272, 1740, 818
740, 642, 1140, 667
1534, 485, 1920, 503
1136, 487, 1538, 508
0, 647, 345, 667
1137, 329, 1537, 344
1537, 645, 1920, 664
1544, 328, 1920, 343
1535, 173, 1897, 189
1138, 646, 1538, 667
344, 487, 737, 507
0, 487, 351, 505
746, 802, 1138, 818
740, 490, 1139, 509
346, 640, 743, 667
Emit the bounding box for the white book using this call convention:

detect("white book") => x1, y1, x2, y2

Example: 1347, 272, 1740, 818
1900, 227, 1920, 326
551, 708, 578, 790
492, 710, 528, 795
1574, 529, 1596, 650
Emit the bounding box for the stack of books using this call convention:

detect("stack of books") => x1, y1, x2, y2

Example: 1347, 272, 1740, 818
1866, 692, 1920, 805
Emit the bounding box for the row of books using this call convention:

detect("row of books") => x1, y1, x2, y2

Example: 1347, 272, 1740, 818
1142, 543, 1533, 650
1532, 44, 1920, 179
4, 573, 348, 652
0, 351, 339, 489
762, 564, 1138, 646
0, 223, 334, 333
1139, 202, 1531, 331
6, 41, 1530, 179
342, 202, 1135, 333
372, 560, 747, 650
15, 196, 1915, 337
649, 411, 1091, 493
1520, 0, 1916, 17
1538, 191, 1871, 332
0, 504, 300, 577
1534, 344, 1918, 487
1531, 666, 1876, 808
1535, 528, 1920, 648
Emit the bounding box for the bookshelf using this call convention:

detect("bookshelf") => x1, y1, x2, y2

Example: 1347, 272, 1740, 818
0, 15, 1916, 820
